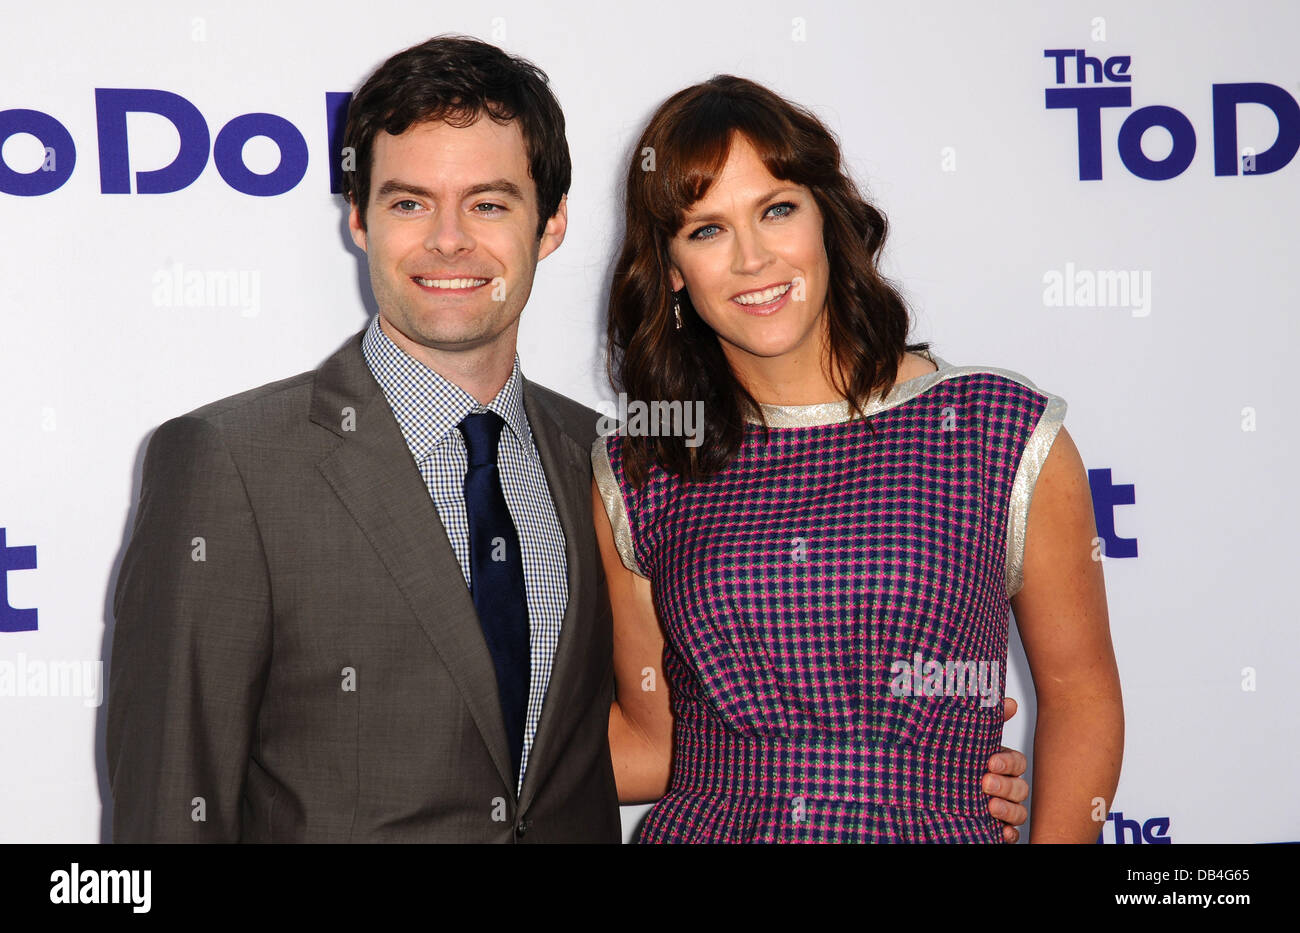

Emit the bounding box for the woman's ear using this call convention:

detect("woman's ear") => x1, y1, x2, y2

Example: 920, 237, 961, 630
669, 266, 684, 293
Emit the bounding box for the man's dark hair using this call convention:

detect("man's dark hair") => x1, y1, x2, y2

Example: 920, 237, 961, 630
341, 35, 570, 239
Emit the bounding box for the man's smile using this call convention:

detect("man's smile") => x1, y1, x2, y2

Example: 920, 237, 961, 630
411, 275, 492, 292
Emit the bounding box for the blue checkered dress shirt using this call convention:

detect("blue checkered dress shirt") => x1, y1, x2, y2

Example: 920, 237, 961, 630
361, 315, 569, 793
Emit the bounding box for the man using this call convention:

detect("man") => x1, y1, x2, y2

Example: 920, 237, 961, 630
107, 35, 1031, 842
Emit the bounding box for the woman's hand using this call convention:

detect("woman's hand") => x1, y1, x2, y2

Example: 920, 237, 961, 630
982, 697, 1031, 842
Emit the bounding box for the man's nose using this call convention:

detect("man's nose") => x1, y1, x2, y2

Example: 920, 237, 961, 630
424, 208, 474, 256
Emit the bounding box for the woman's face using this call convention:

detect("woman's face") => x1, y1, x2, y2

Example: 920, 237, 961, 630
668, 135, 831, 379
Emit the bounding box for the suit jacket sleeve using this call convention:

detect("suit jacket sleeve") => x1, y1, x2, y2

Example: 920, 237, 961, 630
107, 415, 273, 842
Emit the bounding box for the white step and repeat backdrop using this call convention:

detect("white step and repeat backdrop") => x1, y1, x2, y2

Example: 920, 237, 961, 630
1, 0, 1295, 843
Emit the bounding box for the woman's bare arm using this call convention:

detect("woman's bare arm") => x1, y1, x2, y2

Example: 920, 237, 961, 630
593, 477, 674, 804
1012, 425, 1125, 842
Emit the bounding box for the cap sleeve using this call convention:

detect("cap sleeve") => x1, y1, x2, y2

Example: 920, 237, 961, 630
1005, 393, 1068, 598
590, 433, 648, 579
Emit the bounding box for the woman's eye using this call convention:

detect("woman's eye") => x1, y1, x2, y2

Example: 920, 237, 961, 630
767, 202, 797, 219
689, 224, 721, 240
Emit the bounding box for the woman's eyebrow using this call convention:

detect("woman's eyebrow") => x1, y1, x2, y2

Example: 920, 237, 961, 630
682, 186, 803, 223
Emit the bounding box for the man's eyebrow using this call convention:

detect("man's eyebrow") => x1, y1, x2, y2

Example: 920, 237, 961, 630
463, 179, 526, 201
681, 186, 802, 225
373, 179, 526, 202
374, 180, 434, 201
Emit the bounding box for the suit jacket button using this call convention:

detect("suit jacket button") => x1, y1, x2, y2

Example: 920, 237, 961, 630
515, 819, 530, 838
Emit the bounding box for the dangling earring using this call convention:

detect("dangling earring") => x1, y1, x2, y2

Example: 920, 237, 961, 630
673, 295, 683, 330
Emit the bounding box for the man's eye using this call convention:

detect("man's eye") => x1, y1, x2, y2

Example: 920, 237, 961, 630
394, 200, 421, 212
689, 224, 720, 240
474, 203, 505, 214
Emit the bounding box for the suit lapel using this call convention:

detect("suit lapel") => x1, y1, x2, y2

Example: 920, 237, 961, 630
517, 378, 595, 813
308, 329, 515, 791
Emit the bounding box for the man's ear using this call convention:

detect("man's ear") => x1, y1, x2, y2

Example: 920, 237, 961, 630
537, 194, 568, 261
347, 202, 368, 252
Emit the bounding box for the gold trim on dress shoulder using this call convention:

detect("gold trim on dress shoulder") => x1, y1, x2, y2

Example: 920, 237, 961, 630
1005, 394, 1068, 598
590, 433, 648, 579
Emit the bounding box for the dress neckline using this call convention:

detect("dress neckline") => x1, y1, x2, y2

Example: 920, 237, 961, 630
746, 349, 954, 428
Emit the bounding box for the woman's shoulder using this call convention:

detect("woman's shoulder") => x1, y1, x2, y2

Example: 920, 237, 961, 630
897, 351, 940, 384
916, 350, 1064, 405
899, 351, 1069, 456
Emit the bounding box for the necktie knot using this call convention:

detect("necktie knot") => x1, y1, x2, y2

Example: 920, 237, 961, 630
458, 411, 505, 467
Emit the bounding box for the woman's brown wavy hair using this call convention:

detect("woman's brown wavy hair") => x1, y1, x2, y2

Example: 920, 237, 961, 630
607, 75, 930, 487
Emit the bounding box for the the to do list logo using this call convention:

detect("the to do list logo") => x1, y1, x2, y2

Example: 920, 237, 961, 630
1044, 48, 1299, 180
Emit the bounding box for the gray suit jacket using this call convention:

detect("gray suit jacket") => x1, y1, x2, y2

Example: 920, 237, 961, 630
107, 326, 620, 842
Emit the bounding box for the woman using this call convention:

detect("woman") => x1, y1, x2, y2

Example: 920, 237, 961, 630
591, 76, 1123, 843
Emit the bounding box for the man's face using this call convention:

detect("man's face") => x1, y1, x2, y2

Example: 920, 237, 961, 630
348, 116, 565, 358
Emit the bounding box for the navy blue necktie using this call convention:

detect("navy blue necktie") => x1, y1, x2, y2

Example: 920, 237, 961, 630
458, 411, 531, 785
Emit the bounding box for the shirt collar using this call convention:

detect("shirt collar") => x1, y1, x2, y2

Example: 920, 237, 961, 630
361, 315, 537, 463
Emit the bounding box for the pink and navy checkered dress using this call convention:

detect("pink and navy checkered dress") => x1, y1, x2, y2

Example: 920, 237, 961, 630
592, 353, 1067, 843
